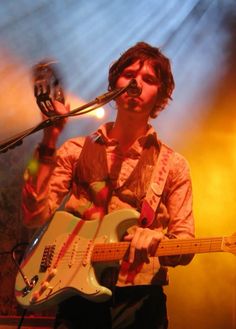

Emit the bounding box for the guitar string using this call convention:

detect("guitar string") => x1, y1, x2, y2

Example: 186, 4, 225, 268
41, 237, 228, 268
47, 237, 225, 258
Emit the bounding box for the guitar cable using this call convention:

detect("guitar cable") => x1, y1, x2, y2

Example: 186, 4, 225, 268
0, 243, 29, 329
11, 243, 30, 329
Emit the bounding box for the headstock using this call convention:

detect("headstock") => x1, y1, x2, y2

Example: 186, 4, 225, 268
222, 233, 236, 255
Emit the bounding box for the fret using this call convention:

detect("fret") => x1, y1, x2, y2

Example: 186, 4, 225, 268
92, 237, 226, 262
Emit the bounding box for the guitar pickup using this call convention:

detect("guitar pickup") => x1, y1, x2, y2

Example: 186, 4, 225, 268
40, 245, 56, 272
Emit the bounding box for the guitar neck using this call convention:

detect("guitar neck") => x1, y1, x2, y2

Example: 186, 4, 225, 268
92, 236, 224, 262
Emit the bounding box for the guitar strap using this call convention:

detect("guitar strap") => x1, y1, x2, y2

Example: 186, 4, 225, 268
139, 143, 174, 228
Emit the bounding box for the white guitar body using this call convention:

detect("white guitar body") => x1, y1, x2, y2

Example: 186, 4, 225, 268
15, 208, 236, 311
15, 209, 139, 310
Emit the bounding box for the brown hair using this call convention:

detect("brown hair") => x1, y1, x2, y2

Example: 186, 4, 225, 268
108, 42, 175, 118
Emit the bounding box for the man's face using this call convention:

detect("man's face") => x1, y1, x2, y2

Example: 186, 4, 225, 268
115, 60, 160, 117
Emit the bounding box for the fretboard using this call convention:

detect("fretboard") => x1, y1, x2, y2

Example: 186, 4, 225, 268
91, 237, 224, 262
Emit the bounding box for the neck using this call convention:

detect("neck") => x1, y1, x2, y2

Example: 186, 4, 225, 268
109, 112, 149, 152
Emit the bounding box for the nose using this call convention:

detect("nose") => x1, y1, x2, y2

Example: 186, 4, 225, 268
135, 75, 143, 88
127, 79, 142, 97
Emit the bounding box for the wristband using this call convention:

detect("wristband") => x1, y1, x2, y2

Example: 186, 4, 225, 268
37, 143, 56, 157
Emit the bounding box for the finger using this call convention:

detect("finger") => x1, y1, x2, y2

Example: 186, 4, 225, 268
52, 100, 69, 115
139, 234, 154, 262
148, 231, 164, 256
136, 230, 163, 258
123, 233, 133, 241
129, 228, 151, 263
129, 228, 142, 263
148, 239, 159, 257
139, 250, 150, 263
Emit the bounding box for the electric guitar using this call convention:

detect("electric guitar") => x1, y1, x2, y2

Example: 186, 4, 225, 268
15, 209, 236, 310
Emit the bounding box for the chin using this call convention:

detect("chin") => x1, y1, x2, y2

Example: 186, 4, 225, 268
127, 105, 142, 113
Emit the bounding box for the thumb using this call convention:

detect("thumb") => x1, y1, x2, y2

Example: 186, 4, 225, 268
123, 233, 133, 241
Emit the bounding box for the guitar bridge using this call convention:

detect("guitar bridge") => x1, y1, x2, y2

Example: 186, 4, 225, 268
40, 245, 56, 272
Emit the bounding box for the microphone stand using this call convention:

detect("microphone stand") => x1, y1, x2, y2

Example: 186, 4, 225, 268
0, 80, 135, 154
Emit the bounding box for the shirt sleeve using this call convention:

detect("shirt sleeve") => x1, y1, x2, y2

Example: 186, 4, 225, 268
21, 138, 83, 228
159, 152, 195, 267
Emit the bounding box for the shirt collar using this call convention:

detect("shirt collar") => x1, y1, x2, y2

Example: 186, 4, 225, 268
95, 122, 159, 149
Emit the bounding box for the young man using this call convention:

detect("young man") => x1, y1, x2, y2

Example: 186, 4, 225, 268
22, 42, 194, 329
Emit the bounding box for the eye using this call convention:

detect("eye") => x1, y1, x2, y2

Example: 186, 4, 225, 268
122, 71, 136, 79
144, 75, 158, 85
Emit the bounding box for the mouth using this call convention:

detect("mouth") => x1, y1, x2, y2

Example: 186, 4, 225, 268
127, 89, 142, 98
127, 97, 141, 107
127, 80, 142, 97
126, 91, 142, 100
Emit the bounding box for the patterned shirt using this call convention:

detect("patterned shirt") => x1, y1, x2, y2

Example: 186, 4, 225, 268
22, 122, 195, 286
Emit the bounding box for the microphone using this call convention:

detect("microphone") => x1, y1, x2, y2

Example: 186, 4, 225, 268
127, 79, 142, 97
95, 79, 140, 103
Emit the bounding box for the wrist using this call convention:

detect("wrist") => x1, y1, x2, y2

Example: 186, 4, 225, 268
37, 143, 56, 157
43, 126, 61, 147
